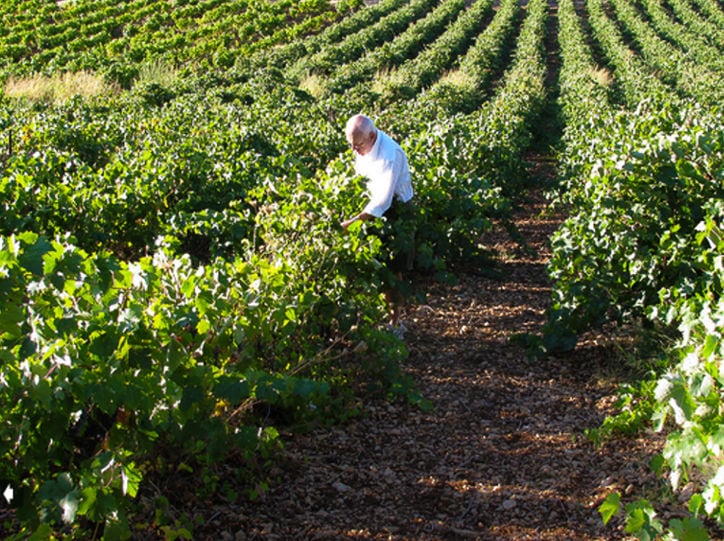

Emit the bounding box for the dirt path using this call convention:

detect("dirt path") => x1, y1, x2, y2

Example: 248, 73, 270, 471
192, 189, 663, 540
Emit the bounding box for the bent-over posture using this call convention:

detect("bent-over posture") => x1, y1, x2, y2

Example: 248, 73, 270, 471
341, 114, 415, 336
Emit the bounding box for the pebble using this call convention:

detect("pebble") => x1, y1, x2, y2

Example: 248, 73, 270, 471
332, 481, 353, 493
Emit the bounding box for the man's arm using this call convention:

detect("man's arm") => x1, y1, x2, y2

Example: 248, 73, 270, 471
341, 211, 376, 231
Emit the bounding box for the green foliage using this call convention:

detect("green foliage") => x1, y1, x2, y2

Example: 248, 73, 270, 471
585, 377, 660, 447
288, 0, 437, 83
3, 0, 722, 537
377, 0, 495, 104
599, 492, 621, 526
0, 0, 340, 77
624, 499, 665, 540
544, 99, 724, 352
323, 0, 465, 96
552, 0, 724, 537
0, 183, 389, 536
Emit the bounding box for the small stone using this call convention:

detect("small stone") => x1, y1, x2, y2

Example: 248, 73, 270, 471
332, 481, 352, 493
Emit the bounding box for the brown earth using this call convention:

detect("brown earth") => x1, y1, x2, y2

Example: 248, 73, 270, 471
181, 185, 671, 541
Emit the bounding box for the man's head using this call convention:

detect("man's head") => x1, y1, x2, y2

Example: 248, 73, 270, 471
345, 114, 377, 156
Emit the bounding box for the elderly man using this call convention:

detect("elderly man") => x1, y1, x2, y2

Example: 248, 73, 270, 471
341, 114, 415, 337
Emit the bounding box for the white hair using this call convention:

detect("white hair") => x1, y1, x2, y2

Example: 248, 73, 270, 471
345, 114, 376, 138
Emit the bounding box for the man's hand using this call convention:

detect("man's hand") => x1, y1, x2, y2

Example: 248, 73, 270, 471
341, 212, 375, 231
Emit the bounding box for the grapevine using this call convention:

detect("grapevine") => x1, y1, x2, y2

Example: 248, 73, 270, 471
0, 0, 723, 538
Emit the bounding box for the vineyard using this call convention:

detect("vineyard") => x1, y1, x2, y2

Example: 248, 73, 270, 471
0, 0, 723, 538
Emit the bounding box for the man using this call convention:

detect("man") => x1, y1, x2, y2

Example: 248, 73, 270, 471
341, 114, 415, 337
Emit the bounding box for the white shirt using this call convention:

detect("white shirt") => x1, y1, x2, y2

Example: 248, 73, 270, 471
354, 130, 413, 218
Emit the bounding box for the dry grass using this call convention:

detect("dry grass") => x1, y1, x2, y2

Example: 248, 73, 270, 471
298, 73, 327, 98
437, 68, 477, 91
137, 60, 178, 87
4, 71, 118, 102
3, 60, 178, 103
371, 67, 394, 94
589, 65, 614, 87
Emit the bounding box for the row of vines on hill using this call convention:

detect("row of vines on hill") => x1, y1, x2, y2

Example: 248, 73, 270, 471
549, 0, 724, 537
0, 0, 357, 80
0, 0, 548, 537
